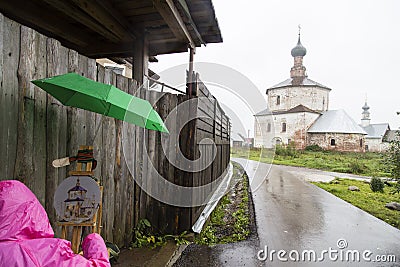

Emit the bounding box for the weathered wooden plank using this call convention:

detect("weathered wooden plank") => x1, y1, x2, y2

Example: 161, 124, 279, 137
113, 74, 128, 246
45, 38, 64, 228
197, 106, 214, 121
14, 26, 48, 204
123, 78, 138, 245
101, 68, 116, 243
95, 64, 105, 182
86, 58, 97, 147
135, 86, 145, 225
164, 93, 177, 233
175, 94, 193, 232
155, 93, 167, 231
68, 53, 87, 161
57, 46, 68, 185
0, 16, 20, 180
76, 54, 88, 145
32, 32, 48, 205
139, 87, 148, 221
0, 14, 3, 180
148, 90, 162, 229
143, 89, 156, 227
14, 26, 35, 188
198, 98, 214, 116
66, 49, 79, 175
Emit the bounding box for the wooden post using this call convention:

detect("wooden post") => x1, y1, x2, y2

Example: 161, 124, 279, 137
133, 28, 148, 86
187, 48, 194, 96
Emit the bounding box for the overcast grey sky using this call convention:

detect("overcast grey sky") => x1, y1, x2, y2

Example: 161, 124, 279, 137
150, 0, 400, 137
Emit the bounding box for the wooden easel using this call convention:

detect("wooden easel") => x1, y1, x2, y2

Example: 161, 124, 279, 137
57, 145, 103, 253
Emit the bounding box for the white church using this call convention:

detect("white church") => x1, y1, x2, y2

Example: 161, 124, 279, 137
254, 32, 393, 153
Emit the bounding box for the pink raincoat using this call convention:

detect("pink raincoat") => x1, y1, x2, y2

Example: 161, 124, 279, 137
0, 180, 110, 267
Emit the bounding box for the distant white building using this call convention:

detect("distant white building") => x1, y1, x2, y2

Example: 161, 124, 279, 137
359, 102, 392, 152
254, 32, 368, 152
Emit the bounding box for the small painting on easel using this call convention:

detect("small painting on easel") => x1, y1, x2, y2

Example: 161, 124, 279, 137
54, 176, 101, 223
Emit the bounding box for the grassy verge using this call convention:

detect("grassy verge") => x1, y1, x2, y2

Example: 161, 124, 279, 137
195, 162, 251, 245
312, 178, 400, 229
231, 147, 390, 177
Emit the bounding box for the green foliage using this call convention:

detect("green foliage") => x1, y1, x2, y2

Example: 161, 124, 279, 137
384, 132, 400, 181
348, 160, 367, 175
196, 164, 250, 246
131, 219, 189, 248
391, 181, 400, 195
313, 179, 400, 229
305, 144, 324, 152
132, 219, 156, 248
275, 143, 298, 157
370, 177, 385, 193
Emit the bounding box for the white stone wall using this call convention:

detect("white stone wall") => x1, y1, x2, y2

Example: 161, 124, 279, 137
365, 138, 389, 152
267, 86, 330, 112
254, 112, 320, 148
308, 133, 365, 152
254, 114, 275, 148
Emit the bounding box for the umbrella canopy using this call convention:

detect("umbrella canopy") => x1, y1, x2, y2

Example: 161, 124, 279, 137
32, 73, 168, 133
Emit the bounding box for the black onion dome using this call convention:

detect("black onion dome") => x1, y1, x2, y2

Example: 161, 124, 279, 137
362, 102, 370, 111
291, 35, 307, 57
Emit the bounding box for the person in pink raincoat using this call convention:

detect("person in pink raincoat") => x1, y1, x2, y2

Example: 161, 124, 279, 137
0, 180, 110, 267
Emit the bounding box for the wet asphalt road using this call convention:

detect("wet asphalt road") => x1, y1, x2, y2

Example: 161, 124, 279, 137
174, 159, 400, 266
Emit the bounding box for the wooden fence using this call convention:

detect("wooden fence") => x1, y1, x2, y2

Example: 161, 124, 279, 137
0, 14, 230, 248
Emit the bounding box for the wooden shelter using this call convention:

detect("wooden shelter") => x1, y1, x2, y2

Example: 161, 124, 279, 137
0, 0, 227, 247
0, 0, 222, 83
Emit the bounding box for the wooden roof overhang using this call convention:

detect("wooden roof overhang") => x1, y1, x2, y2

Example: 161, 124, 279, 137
0, 0, 222, 58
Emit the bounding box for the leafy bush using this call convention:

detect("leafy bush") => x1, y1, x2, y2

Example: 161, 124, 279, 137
348, 160, 367, 174
132, 219, 189, 248
305, 144, 324, 152
275, 143, 298, 157
385, 132, 400, 181
370, 177, 384, 193
391, 181, 400, 195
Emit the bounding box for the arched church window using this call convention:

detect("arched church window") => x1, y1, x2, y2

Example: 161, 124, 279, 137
330, 139, 336, 146
276, 96, 281, 105
282, 122, 287, 132
267, 123, 271, 132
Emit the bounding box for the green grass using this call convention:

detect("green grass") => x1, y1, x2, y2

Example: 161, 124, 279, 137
312, 178, 400, 229
231, 147, 390, 177
196, 162, 250, 245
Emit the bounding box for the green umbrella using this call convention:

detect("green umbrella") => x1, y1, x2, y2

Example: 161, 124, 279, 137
32, 72, 168, 133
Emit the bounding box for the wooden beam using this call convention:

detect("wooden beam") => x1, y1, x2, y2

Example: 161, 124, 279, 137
127, 13, 163, 24
96, 0, 142, 39
148, 32, 176, 41
115, 0, 151, 11
70, 0, 135, 41
123, 6, 158, 17
149, 37, 178, 43
81, 38, 188, 58
40, 0, 122, 43
81, 41, 136, 57
143, 19, 166, 28
152, 0, 195, 48
149, 42, 187, 56
0, 0, 90, 47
